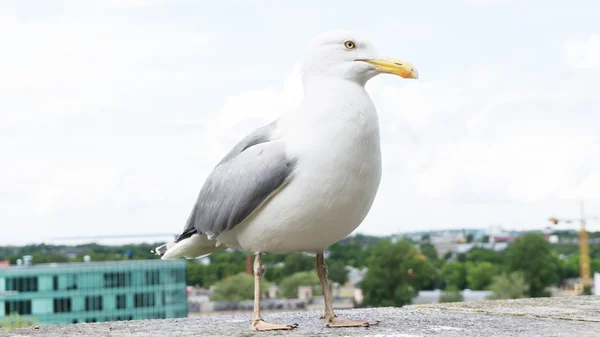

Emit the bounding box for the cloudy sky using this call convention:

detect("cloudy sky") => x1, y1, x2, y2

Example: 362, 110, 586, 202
2, 0, 600, 245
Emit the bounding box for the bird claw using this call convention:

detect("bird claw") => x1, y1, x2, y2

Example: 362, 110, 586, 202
325, 317, 380, 328
249, 319, 298, 331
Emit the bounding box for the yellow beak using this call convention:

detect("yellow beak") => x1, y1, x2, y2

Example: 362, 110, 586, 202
360, 57, 419, 79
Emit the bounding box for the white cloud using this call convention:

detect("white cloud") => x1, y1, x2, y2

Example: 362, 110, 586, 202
353, 50, 600, 234
564, 35, 600, 70
372, 69, 600, 203
0, 11, 219, 124
76, 0, 168, 10
2, 2, 600, 245
0, 6, 225, 242
173, 54, 600, 238
198, 62, 303, 165
0, 51, 303, 243
463, 0, 513, 5
8, 55, 598, 242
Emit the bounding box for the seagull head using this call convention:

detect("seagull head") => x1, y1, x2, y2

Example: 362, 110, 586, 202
300, 30, 419, 85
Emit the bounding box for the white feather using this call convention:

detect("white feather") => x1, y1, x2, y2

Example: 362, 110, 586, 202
155, 29, 403, 258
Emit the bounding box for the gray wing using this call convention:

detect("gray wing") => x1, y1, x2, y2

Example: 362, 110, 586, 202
174, 120, 297, 242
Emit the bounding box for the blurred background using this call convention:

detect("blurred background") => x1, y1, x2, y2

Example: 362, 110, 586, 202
1, 0, 599, 328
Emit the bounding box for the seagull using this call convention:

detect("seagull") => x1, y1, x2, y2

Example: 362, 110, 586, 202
152, 29, 418, 331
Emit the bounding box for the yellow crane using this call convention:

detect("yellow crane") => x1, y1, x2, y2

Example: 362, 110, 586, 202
548, 200, 599, 287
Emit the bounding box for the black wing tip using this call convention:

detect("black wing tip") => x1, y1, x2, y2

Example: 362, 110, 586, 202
175, 228, 199, 243
151, 245, 166, 257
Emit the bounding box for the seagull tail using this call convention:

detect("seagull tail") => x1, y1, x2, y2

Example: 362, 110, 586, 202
151, 233, 226, 260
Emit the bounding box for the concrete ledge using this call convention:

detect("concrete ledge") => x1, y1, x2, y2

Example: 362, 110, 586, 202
6, 296, 600, 337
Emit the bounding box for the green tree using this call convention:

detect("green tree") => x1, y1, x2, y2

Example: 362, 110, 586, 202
419, 244, 440, 266
559, 254, 600, 280
262, 252, 287, 284
282, 253, 314, 276
466, 247, 504, 265
465, 262, 497, 290
486, 272, 529, 300
352, 233, 383, 247
560, 254, 580, 280
466, 234, 474, 243
186, 254, 246, 288
264, 265, 286, 284
278, 271, 322, 298
1, 313, 37, 329
327, 241, 366, 268
185, 260, 228, 287
261, 252, 286, 266
440, 261, 467, 290
210, 272, 271, 301
505, 232, 561, 297
418, 244, 442, 290
551, 244, 580, 257
442, 251, 453, 261
439, 286, 464, 303
360, 239, 435, 307
186, 261, 206, 286
210, 250, 247, 265
592, 245, 600, 259
28, 252, 70, 264
326, 260, 349, 285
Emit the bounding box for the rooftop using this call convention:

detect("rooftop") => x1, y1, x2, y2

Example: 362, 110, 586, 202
0, 259, 184, 273
5, 296, 599, 337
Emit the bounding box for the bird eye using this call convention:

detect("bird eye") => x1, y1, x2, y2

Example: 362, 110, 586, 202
343, 40, 356, 50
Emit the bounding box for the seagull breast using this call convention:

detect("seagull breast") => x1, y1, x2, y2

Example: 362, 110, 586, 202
230, 78, 383, 254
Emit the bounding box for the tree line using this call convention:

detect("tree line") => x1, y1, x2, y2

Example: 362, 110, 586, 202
1, 232, 598, 306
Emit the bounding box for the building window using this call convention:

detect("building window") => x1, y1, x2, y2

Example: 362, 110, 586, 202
4, 300, 32, 315
171, 269, 185, 283
52, 275, 78, 291
145, 270, 160, 285
164, 289, 185, 305
5, 277, 38, 292
66, 274, 78, 290
134, 293, 155, 308
103, 272, 130, 288
116, 294, 127, 309
53, 298, 72, 313
85, 296, 103, 311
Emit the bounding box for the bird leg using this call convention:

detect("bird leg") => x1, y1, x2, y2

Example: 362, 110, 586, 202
316, 252, 380, 328
249, 252, 298, 331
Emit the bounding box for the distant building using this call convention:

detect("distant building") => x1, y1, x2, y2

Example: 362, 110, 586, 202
455, 242, 510, 254
0, 259, 187, 325
427, 233, 469, 257
345, 266, 367, 287
412, 289, 493, 305
553, 236, 600, 245
548, 235, 560, 244
59, 247, 89, 260
559, 278, 585, 296
490, 235, 516, 243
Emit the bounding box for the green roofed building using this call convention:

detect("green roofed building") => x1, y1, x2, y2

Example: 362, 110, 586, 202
0, 258, 188, 325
